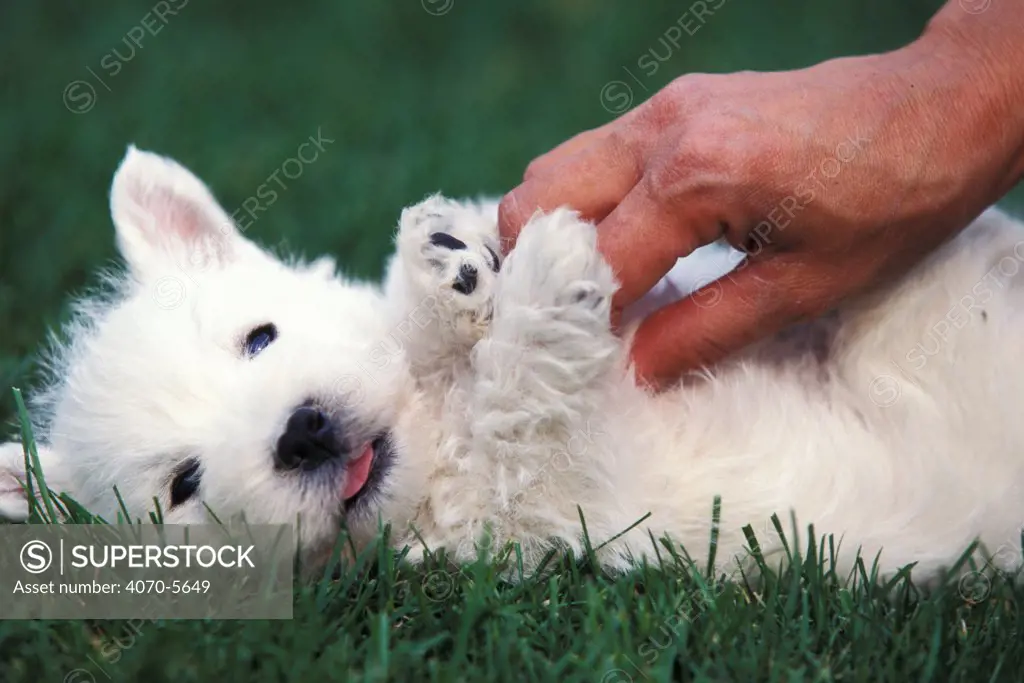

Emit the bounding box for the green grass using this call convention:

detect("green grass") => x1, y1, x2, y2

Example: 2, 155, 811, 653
3, 1, 1024, 680
2, 396, 1023, 682
4, 543, 1022, 683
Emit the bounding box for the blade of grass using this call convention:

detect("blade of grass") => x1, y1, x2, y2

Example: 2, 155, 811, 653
12, 387, 57, 523
706, 495, 721, 579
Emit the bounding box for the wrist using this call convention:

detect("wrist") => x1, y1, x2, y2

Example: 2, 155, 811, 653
915, 3, 1024, 189
865, 9, 1024, 225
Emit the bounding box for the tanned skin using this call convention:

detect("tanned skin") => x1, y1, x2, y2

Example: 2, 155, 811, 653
499, 1, 1024, 389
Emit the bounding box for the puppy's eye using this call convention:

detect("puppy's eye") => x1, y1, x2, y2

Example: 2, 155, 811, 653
170, 459, 201, 508
243, 323, 277, 357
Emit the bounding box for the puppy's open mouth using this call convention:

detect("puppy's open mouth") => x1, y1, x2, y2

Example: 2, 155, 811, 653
342, 434, 392, 511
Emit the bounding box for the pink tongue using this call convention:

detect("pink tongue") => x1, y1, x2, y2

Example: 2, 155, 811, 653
342, 442, 375, 500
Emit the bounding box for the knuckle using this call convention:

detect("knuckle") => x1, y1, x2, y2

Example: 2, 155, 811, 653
644, 87, 684, 126
601, 127, 638, 165
654, 74, 714, 113
642, 135, 728, 207
590, 126, 644, 187
642, 157, 688, 206
652, 118, 761, 208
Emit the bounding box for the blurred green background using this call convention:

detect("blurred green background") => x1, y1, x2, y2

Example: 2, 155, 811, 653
2, 0, 1021, 426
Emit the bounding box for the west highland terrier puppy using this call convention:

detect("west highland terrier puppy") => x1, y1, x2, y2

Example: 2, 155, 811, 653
2, 146, 1023, 582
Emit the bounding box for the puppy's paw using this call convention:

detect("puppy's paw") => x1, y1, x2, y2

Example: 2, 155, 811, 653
398, 195, 501, 342
477, 209, 622, 395
497, 208, 617, 328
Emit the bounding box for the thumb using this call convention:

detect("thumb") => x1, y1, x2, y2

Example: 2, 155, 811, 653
629, 257, 828, 388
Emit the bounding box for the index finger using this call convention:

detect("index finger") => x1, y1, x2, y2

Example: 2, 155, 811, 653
520, 122, 616, 181
497, 132, 642, 252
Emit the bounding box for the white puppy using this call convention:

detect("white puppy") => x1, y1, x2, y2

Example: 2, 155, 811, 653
2, 147, 1022, 582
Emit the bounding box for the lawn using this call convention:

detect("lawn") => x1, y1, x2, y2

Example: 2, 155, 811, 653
2, 1, 1023, 680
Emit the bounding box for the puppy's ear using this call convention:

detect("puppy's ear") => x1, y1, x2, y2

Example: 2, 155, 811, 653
0, 441, 71, 521
109, 145, 252, 277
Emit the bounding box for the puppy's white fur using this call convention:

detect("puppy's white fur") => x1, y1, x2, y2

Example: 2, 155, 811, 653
2, 147, 1023, 582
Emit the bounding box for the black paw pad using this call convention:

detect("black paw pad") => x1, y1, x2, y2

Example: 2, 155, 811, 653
566, 283, 604, 309
430, 232, 467, 251
452, 264, 478, 295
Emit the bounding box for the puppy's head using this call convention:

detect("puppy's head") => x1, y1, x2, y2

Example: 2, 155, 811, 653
0, 147, 416, 562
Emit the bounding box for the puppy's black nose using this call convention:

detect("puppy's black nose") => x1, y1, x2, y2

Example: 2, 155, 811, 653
275, 406, 343, 471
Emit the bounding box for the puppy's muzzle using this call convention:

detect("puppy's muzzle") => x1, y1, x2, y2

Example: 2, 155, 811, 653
275, 406, 346, 471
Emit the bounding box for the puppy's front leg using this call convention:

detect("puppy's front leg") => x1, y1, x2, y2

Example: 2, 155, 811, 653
469, 209, 623, 504
405, 209, 625, 568
383, 195, 502, 381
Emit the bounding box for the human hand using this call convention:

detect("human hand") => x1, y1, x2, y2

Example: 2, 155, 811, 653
498, 3, 1024, 389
